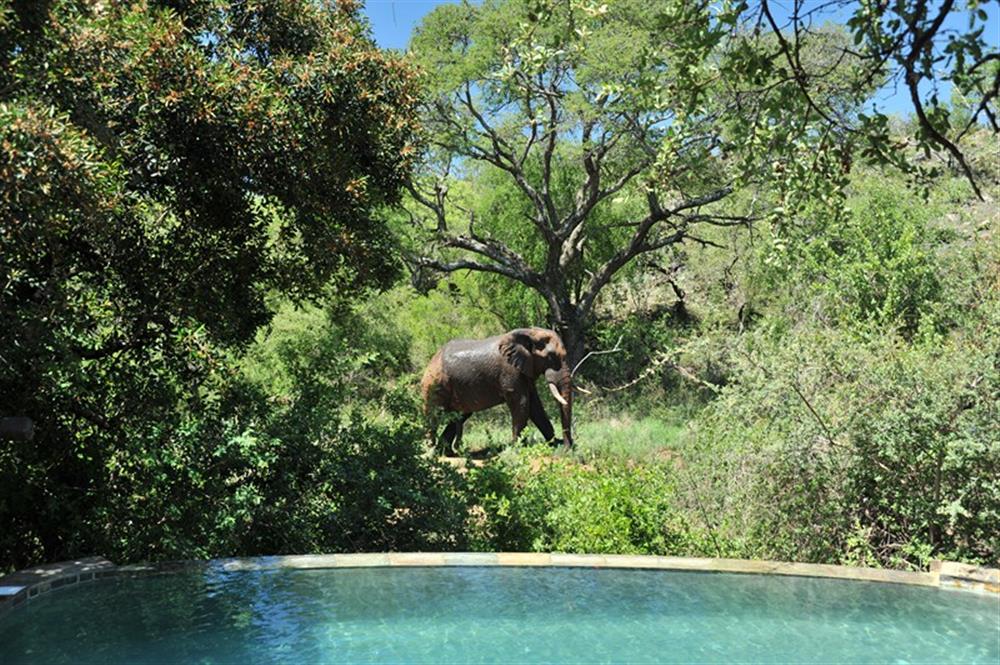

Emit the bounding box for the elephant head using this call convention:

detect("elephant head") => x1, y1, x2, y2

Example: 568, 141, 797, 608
499, 327, 573, 447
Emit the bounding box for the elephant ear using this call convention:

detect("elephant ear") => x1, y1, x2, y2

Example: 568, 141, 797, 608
499, 331, 533, 376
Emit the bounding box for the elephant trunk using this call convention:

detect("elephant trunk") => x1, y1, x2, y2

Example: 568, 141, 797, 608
546, 367, 573, 447
560, 383, 573, 448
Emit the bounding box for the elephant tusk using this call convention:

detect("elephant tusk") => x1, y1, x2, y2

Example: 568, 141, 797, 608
574, 386, 593, 395
548, 382, 569, 406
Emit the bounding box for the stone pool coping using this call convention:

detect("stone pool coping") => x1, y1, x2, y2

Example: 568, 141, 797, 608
1, 554, 996, 619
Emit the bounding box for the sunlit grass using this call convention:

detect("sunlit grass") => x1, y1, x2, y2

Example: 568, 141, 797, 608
454, 410, 684, 461
574, 417, 684, 460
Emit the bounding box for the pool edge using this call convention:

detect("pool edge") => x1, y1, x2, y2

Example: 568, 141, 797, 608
2, 553, 996, 618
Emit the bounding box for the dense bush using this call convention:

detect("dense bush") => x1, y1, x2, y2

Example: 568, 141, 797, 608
232, 301, 469, 555
680, 171, 1000, 569
685, 319, 999, 569
756, 179, 947, 338
80, 402, 469, 563
0, 301, 469, 572
466, 445, 711, 556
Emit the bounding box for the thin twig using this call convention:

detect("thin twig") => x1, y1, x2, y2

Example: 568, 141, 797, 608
608, 357, 719, 394
571, 335, 623, 376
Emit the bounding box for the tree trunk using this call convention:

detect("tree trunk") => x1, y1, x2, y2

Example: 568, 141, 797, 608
553, 301, 587, 373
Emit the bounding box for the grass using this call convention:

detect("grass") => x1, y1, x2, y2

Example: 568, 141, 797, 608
574, 416, 684, 460
454, 408, 685, 462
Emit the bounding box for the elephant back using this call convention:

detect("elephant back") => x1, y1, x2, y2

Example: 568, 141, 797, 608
437, 337, 508, 412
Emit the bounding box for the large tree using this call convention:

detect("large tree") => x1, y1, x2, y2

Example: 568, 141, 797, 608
0, 0, 418, 566
404, 0, 997, 364
404, 0, 841, 363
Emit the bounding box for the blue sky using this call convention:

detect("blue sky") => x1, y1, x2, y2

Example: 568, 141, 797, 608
361, 1, 1000, 117
365, 0, 440, 49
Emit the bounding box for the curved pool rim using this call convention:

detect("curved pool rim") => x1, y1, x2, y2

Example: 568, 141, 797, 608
1, 552, 996, 619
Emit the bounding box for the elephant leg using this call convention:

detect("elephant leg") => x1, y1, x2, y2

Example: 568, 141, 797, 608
440, 419, 459, 455
506, 392, 530, 444
441, 413, 471, 455
528, 388, 555, 442
456, 413, 472, 451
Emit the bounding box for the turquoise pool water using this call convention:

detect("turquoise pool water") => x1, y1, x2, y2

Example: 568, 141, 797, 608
0, 566, 997, 663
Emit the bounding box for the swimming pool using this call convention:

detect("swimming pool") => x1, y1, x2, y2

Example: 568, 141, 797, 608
1, 564, 996, 663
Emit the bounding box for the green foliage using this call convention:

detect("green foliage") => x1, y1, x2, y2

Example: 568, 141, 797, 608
0, 0, 420, 570
467, 445, 709, 555
829, 188, 942, 335
684, 264, 1000, 569
761, 179, 945, 337
378, 277, 501, 368
240, 300, 411, 409
231, 301, 470, 555
0, 298, 469, 570
85, 401, 469, 562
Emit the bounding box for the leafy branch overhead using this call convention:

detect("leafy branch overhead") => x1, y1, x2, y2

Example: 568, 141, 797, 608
757, 0, 999, 200
1, 0, 420, 362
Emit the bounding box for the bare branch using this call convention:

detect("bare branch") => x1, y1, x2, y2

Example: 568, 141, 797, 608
578, 186, 733, 318
455, 84, 556, 231
439, 233, 540, 282
572, 335, 623, 376
413, 256, 542, 290
405, 180, 448, 231
540, 71, 562, 226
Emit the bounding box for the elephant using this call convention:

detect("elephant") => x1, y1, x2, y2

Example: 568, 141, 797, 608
421, 327, 573, 454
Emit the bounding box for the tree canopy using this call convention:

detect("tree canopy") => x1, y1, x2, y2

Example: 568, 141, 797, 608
408, 0, 727, 361
402, 0, 997, 363
0, 0, 419, 566
1, 0, 418, 401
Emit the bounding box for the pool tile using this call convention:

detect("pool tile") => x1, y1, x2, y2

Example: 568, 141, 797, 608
332, 553, 391, 568
278, 555, 340, 569
388, 553, 446, 566
940, 561, 999, 584
654, 556, 719, 571
550, 553, 608, 568
50, 576, 78, 589
442, 553, 498, 566
496, 553, 551, 566
603, 555, 662, 569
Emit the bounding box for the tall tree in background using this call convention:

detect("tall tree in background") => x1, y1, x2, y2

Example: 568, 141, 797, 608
0, 0, 418, 565
405, 0, 856, 364
405, 0, 997, 364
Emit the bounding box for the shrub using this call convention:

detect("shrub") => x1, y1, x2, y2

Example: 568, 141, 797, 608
466, 445, 712, 555
685, 313, 1000, 569
0, 300, 469, 571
